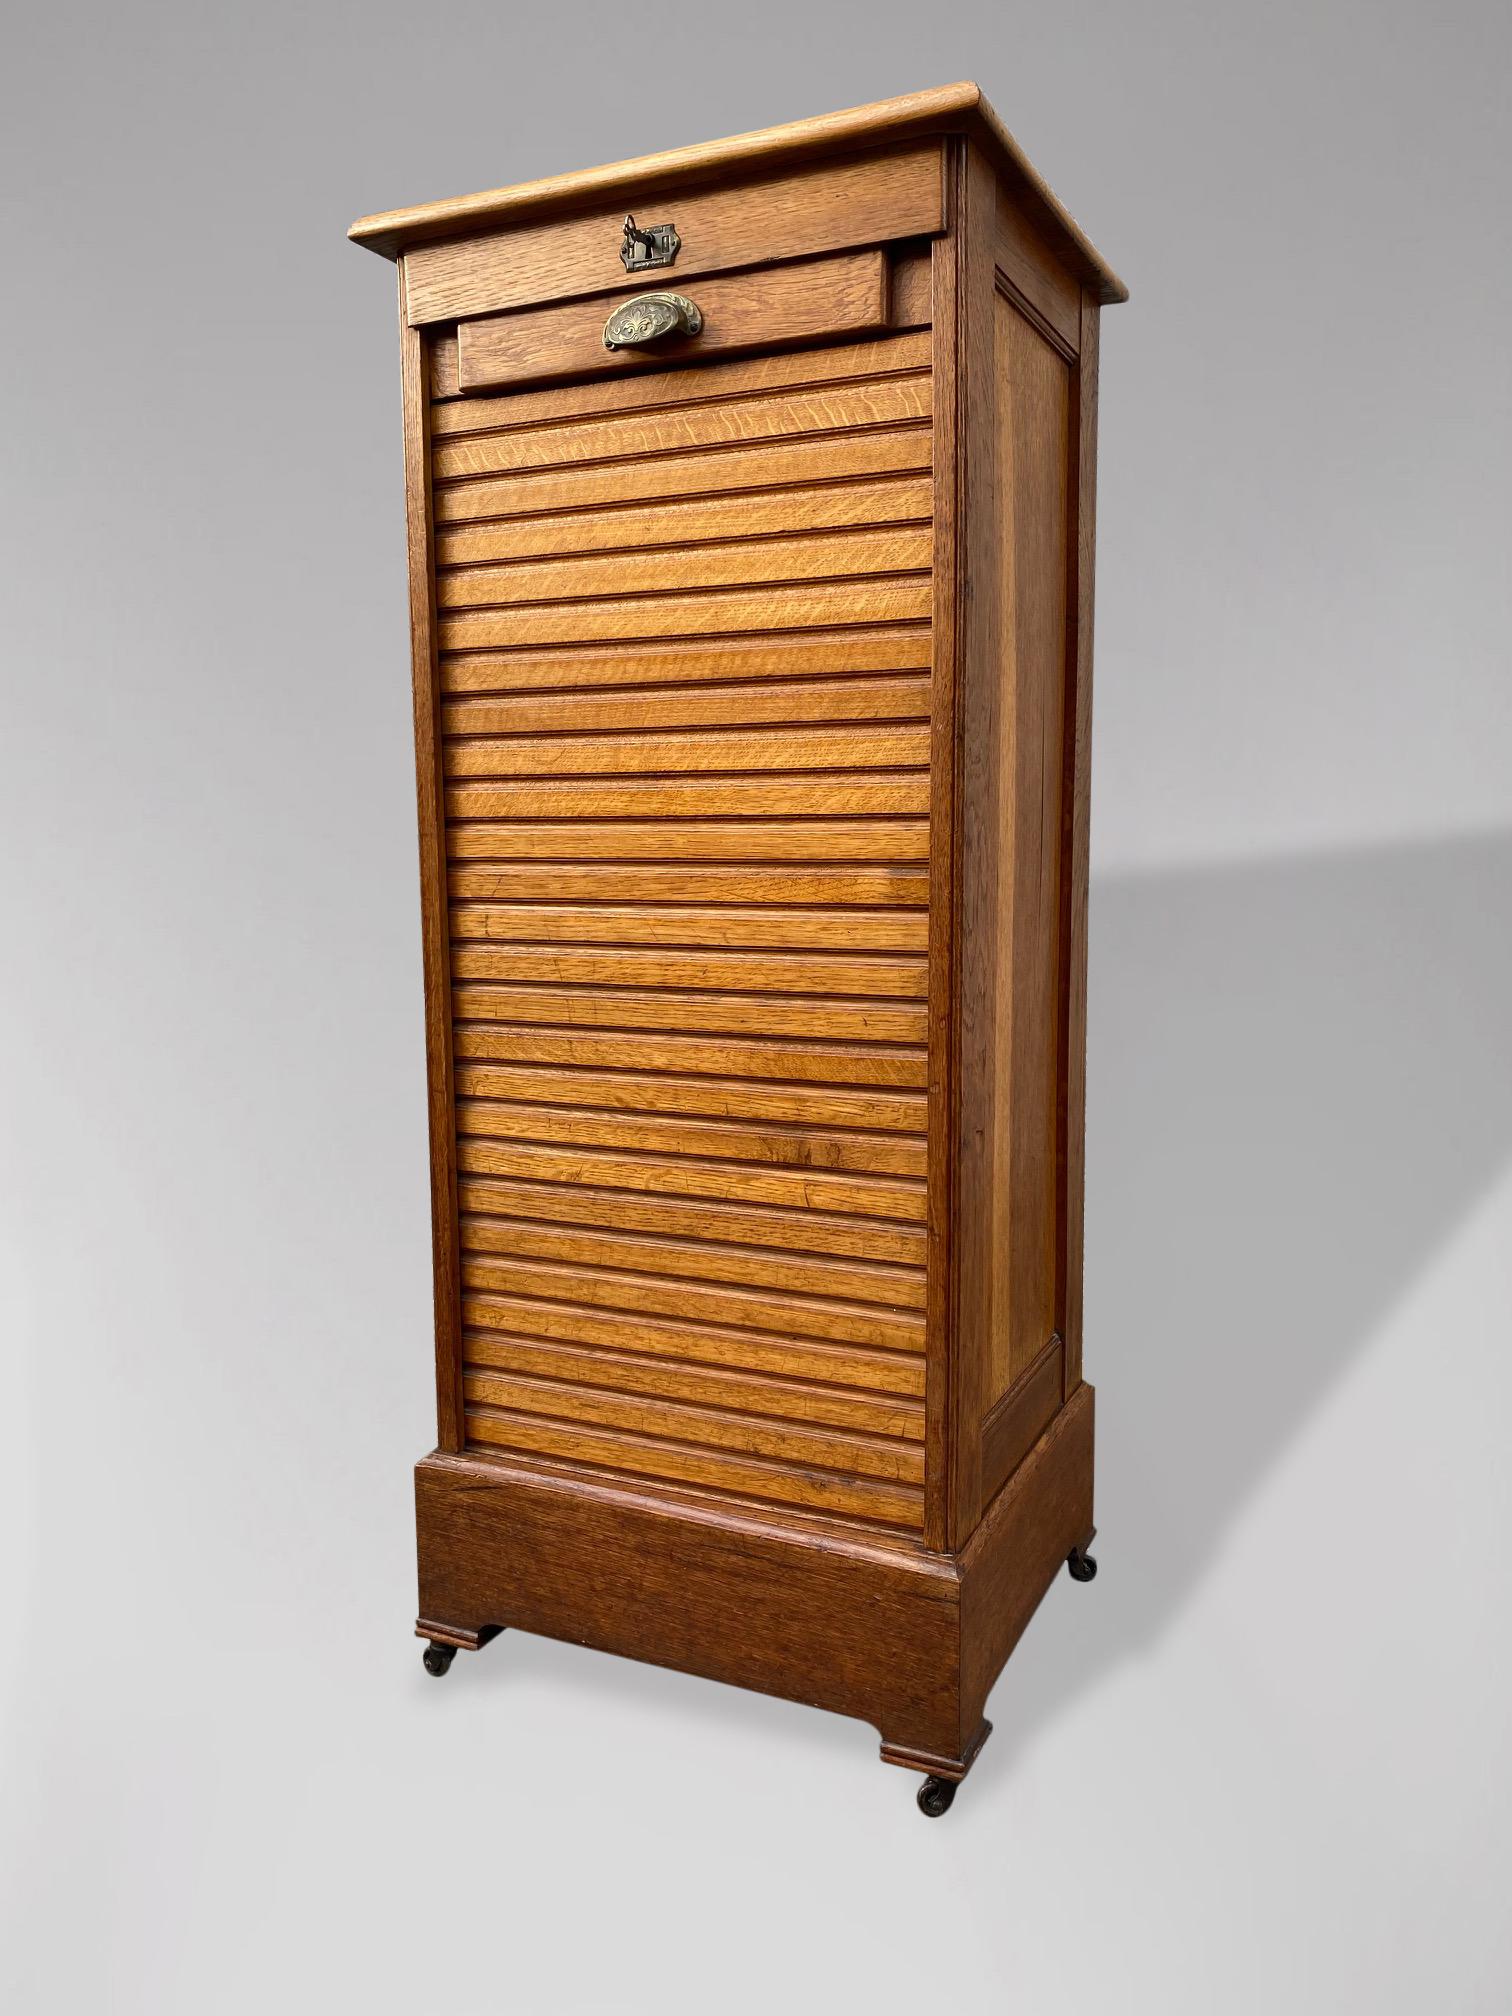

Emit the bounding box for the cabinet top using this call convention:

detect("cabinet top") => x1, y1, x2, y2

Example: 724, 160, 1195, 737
348, 82, 1126, 304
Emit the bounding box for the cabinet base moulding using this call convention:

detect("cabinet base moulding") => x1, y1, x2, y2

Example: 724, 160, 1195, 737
415, 1381, 1094, 1780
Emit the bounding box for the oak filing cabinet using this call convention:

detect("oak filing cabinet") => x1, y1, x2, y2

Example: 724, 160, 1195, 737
350, 83, 1125, 1815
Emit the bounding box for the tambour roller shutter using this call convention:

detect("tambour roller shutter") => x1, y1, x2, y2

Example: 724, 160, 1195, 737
432, 330, 935, 1531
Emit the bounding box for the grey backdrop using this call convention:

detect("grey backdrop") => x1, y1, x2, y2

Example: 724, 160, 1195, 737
3, 3, 1510, 2010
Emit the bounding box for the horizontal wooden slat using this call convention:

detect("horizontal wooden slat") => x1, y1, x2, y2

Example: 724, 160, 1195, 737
453, 1055, 924, 1127
434, 426, 931, 523
404, 146, 943, 325
442, 723, 931, 780
432, 378, 931, 481
463, 1367, 921, 1482
437, 528, 932, 611
449, 902, 928, 952
464, 1331, 924, 1436
456, 1136, 926, 1220
457, 1174, 927, 1267
454, 1095, 926, 1178
430, 332, 934, 438
446, 819, 929, 864
460, 1251, 922, 1352
450, 943, 927, 999
435, 477, 933, 566
457, 1207, 925, 1306
439, 578, 931, 650
458, 249, 890, 392
465, 1404, 923, 1527
445, 773, 929, 822
450, 982, 927, 1042
463, 1293, 925, 1392
453, 1022, 926, 1087
443, 675, 931, 739
447, 863, 929, 908
440, 627, 932, 696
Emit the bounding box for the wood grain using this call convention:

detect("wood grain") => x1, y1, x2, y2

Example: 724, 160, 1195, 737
401, 145, 943, 325
401, 312, 465, 1451
435, 478, 932, 568
457, 250, 890, 391
431, 330, 931, 438
440, 626, 932, 696
352, 81, 1127, 304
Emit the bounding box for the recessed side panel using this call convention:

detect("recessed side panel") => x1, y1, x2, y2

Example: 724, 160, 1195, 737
983, 284, 1073, 1411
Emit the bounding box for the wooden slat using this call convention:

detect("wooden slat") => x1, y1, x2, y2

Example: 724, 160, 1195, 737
443, 675, 931, 739
457, 250, 890, 392
464, 1405, 923, 1527
439, 579, 931, 651
432, 378, 932, 481
456, 1175, 928, 1267
463, 1367, 922, 1482
463, 1293, 925, 1392
452, 1022, 928, 1088
443, 724, 930, 781
458, 1208, 925, 1307
436, 528, 932, 610
446, 819, 929, 864
447, 862, 929, 908
450, 943, 927, 998
465, 1331, 924, 1437
434, 426, 931, 523
435, 477, 933, 566
449, 902, 929, 952
460, 1252, 923, 1352
456, 1136, 926, 1220
453, 1096, 926, 1179
454, 1057, 925, 1128
430, 332, 933, 437
450, 982, 928, 1043
439, 627, 932, 696
445, 773, 929, 821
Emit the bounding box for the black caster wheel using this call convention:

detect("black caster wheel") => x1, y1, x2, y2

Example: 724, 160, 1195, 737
422, 1641, 457, 1677
917, 1775, 957, 1818
1067, 1546, 1098, 1583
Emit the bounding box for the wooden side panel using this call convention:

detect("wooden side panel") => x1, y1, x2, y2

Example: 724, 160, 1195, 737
945, 150, 1086, 1542
402, 143, 945, 325
424, 330, 935, 1534
986, 285, 1072, 1406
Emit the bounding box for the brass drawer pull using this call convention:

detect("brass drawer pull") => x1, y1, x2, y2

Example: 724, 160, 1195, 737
602, 291, 703, 350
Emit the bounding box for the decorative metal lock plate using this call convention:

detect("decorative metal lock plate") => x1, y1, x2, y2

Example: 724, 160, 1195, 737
620, 214, 680, 272
602, 292, 703, 350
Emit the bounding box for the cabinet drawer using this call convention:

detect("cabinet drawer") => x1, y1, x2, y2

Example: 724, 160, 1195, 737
402, 141, 943, 326
456, 247, 903, 393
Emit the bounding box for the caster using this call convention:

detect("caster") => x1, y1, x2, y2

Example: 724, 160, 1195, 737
917, 1776, 957, 1818
422, 1641, 457, 1677
1067, 1545, 1098, 1583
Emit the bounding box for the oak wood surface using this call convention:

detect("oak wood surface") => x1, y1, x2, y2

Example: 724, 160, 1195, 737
457, 249, 891, 391
401, 311, 465, 1451
1060, 291, 1101, 1397
402, 145, 943, 326
989, 280, 1072, 1405
351, 82, 1126, 305
366, 99, 1118, 1773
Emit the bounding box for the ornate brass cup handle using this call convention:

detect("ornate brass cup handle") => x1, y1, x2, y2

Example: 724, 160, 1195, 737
602, 292, 704, 350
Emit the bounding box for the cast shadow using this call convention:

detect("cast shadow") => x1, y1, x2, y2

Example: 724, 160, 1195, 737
979, 827, 1512, 1772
